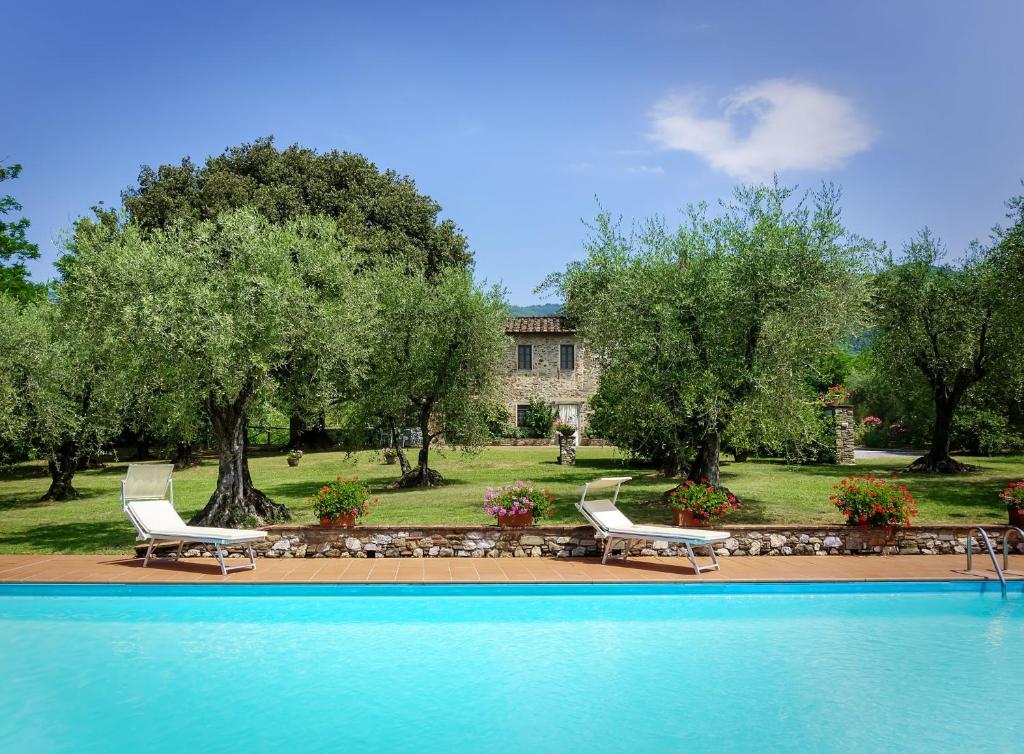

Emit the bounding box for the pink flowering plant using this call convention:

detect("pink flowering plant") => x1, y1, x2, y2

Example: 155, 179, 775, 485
483, 480, 555, 520
998, 481, 1024, 515
665, 480, 740, 523
862, 416, 882, 426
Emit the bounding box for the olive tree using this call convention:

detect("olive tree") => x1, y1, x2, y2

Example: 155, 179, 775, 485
545, 182, 869, 484
59, 210, 373, 525
119, 137, 474, 448
0, 295, 124, 498
351, 264, 509, 487
871, 220, 1024, 472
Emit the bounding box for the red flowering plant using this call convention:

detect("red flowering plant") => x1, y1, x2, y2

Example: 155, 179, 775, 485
309, 476, 377, 524
665, 479, 740, 523
830, 475, 918, 529
862, 416, 882, 426
998, 481, 1024, 516
821, 384, 849, 405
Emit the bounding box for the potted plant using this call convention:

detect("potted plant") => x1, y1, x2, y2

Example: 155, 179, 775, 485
286, 449, 304, 467
998, 481, 1024, 527
821, 384, 849, 406
665, 480, 740, 527
830, 474, 918, 531
310, 476, 377, 527
483, 480, 555, 527
553, 421, 577, 438
383, 447, 398, 465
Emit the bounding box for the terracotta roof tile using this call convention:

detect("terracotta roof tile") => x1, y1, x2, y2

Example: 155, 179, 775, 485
505, 316, 575, 334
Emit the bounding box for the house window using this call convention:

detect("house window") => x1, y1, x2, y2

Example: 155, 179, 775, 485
516, 404, 530, 427
560, 343, 575, 371
517, 344, 532, 371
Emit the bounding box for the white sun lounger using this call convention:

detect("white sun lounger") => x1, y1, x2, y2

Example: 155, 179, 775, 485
577, 476, 730, 574
121, 463, 266, 576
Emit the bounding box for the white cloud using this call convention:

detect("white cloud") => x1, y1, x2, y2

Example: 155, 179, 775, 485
648, 80, 873, 180
624, 165, 665, 175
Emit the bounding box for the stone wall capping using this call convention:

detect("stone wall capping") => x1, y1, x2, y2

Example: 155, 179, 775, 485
145, 522, 1024, 560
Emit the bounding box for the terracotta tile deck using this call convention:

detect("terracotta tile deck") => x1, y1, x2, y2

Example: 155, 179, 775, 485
1, 554, 1022, 584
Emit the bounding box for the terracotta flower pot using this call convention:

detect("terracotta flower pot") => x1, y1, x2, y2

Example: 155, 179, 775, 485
384, 456, 397, 465
320, 512, 357, 528
496, 512, 533, 528
287, 458, 301, 467
673, 509, 708, 527
1010, 507, 1024, 528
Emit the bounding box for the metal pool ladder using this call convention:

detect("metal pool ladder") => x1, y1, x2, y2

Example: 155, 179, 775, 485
966, 526, 1023, 597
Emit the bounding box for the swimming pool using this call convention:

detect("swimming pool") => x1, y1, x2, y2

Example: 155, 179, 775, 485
1, 581, 1021, 753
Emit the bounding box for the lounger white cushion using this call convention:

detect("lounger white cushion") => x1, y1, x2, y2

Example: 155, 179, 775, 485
581, 500, 730, 545
125, 500, 266, 545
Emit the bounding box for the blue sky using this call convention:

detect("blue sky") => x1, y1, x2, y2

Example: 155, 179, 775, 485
5, 0, 1023, 303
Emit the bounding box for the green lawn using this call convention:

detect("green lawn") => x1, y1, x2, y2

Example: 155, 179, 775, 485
0, 446, 1021, 554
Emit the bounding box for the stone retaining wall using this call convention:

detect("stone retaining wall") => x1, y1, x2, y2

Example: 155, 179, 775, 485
154, 524, 1024, 560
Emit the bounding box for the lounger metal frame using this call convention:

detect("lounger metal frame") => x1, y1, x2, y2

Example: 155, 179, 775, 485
121, 464, 259, 576
577, 476, 722, 574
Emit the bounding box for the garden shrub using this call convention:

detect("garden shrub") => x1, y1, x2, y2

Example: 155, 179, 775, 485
521, 399, 557, 438
951, 407, 1024, 456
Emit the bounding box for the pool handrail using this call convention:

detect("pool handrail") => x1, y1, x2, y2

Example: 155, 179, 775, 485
966, 526, 1006, 596
1002, 526, 1024, 571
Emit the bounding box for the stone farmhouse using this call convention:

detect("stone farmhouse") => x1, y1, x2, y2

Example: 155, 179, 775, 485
501, 317, 600, 444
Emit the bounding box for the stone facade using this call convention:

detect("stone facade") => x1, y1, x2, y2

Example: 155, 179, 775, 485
501, 317, 600, 442
152, 524, 1024, 560
824, 404, 856, 465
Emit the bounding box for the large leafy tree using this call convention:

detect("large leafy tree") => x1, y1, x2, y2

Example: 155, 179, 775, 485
545, 182, 869, 484
119, 137, 472, 445
0, 163, 45, 301
59, 210, 373, 525
351, 265, 508, 487
121, 137, 471, 272
871, 211, 1024, 472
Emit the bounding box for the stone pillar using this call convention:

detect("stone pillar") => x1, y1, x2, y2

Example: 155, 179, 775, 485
557, 435, 577, 465
824, 404, 856, 465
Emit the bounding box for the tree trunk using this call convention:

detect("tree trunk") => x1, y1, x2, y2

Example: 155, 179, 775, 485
658, 449, 688, 478
907, 392, 974, 473
189, 399, 290, 527
389, 421, 412, 475
42, 441, 80, 501
288, 414, 304, 448
172, 441, 201, 470
396, 404, 443, 487
688, 428, 722, 486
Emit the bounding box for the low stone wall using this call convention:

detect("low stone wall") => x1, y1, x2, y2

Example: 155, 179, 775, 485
490, 438, 612, 447
152, 524, 1024, 560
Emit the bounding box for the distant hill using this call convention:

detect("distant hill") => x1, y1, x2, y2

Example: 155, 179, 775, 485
508, 303, 562, 316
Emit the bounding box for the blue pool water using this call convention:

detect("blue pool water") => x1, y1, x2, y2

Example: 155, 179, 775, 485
1, 581, 1022, 753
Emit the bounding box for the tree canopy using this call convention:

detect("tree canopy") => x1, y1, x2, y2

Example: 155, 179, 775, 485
121, 137, 472, 273
0, 163, 45, 301
545, 182, 870, 483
